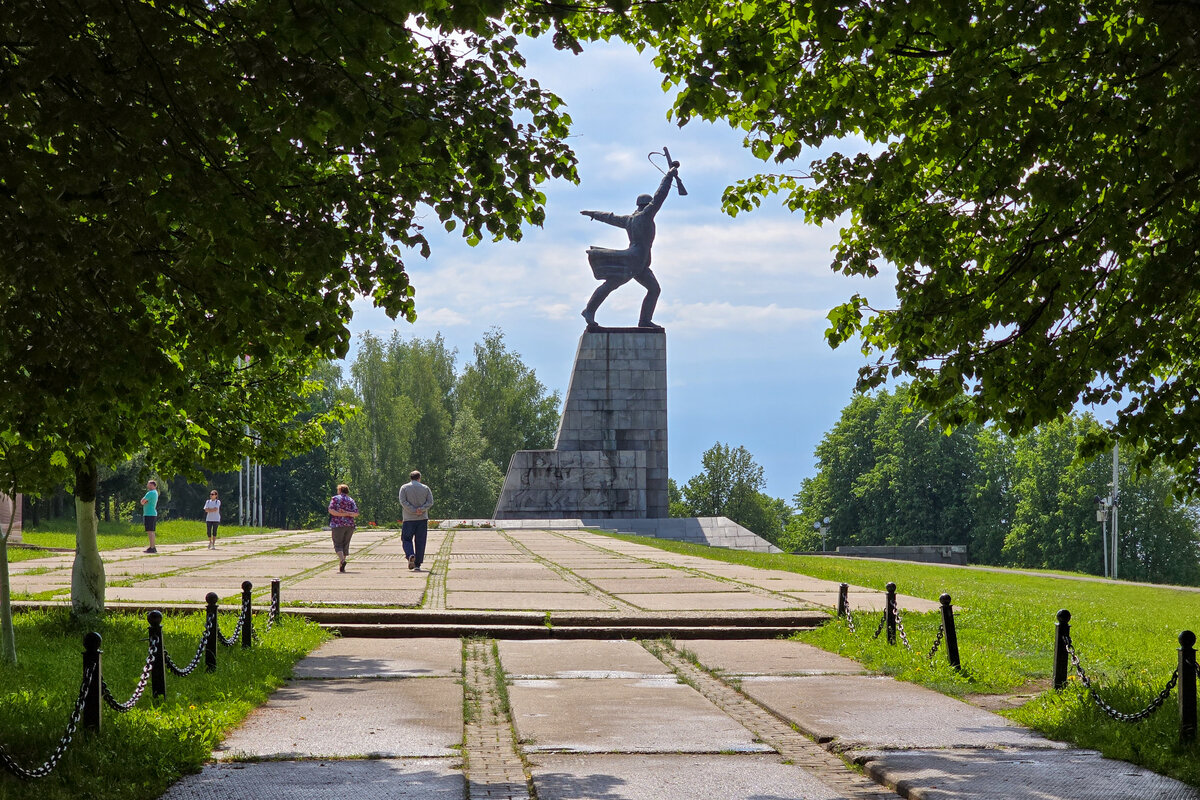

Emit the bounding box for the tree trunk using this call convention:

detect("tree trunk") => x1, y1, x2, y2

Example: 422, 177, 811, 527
0, 530, 16, 664
71, 460, 105, 617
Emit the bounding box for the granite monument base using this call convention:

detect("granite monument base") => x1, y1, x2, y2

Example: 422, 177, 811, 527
494, 328, 667, 520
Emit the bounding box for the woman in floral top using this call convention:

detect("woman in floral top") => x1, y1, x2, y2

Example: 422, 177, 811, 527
328, 484, 360, 573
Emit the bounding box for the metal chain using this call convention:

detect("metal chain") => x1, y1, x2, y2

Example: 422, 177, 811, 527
216, 610, 244, 647
165, 614, 212, 677
893, 601, 913, 651
261, 594, 279, 634
843, 599, 857, 634
1064, 635, 1179, 722
101, 638, 158, 712
0, 664, 94, 779
927, 623, 945, 660
872, 610, 886, 640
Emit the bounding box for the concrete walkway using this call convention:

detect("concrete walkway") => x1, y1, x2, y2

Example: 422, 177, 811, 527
14, 527, 1197, 799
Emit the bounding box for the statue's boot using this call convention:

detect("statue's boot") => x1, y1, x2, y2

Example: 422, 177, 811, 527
638, 319, 664, 330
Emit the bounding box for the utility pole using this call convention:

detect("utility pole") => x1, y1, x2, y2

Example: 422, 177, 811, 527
1111, 443, 1119, 580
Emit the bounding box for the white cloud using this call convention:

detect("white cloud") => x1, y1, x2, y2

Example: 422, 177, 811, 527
662, 302, 828, 335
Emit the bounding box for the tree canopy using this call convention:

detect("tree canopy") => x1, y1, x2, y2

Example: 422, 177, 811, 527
794, 386, 1200, 584
555, 0, 1200, 488
1, 0, 576, 613
675, 442, 791, 544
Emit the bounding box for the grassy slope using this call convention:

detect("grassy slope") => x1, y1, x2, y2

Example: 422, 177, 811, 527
0, 609, 328, 800
601, 533, 1200, 787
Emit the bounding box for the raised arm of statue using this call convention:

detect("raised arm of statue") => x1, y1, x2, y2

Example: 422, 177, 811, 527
641, 167, 677, 218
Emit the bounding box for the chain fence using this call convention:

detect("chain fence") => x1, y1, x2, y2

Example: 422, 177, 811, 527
840, 583, 960, 671
1062, 632, 1183, 723
165, 612, 215, 677
1, 578, 283, 781
0, 664, 94, 780
102, 638, 158, 713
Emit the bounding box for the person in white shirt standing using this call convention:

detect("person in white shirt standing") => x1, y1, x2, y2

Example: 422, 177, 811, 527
203, 490, 221, 550
399, 470, 434, 571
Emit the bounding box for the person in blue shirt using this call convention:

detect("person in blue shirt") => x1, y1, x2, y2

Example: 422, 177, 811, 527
140, 479, 159, 553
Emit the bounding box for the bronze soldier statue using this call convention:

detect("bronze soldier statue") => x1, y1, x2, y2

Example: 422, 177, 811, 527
580, 159, 682, 329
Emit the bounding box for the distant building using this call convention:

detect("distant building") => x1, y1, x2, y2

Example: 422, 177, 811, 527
0, 493, 21, 543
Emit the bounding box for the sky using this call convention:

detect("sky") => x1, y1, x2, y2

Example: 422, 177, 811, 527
346, 37, 894, 501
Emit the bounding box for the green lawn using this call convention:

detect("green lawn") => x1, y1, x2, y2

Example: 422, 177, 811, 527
0, 608, 328, 800
20, 519, 273, 551
601, 533, 1200, 787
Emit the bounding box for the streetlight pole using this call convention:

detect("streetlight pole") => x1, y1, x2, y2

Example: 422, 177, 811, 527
1095, 496, 1109, 578
813, 516, 831, 552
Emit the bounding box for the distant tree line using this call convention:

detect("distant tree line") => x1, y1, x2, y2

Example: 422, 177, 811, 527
790, 387, 1200, 586
28, 328, 560, 530
669, 442, 793, 544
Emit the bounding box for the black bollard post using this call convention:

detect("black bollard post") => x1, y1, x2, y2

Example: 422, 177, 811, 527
241, 581, 253, 648
271, 578, 281, 616
1053, 609, 1071, 690
205, 592, 219, 673
939, 593, 961, 671
147, 610, 167, 700
885, 582, 897, 645
837, 583, 848, 618
82, 632, 103, 733
1180, 631, 1197, 743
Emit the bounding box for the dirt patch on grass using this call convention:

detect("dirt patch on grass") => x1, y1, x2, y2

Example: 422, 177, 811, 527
964, 677, 1052, 712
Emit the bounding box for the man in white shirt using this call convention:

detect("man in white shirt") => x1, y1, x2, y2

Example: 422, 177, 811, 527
399, 470, 434, 571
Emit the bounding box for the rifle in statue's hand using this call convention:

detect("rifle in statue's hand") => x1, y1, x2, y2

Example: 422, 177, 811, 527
662, 146, 687, 196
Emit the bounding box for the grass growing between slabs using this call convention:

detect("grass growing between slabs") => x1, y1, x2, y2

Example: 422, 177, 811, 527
21, 519, 271, 551
0, 607, 329, 800
599, 532, 1200, 787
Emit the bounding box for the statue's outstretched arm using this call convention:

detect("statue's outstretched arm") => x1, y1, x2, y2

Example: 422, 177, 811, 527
581, 209, 631, 229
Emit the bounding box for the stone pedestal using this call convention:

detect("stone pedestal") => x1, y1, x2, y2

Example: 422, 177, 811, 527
494, 329, 667, 519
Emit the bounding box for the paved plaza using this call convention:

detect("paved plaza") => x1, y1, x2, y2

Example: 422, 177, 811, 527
10, 526, 934, 616
14, 526, 1199, 799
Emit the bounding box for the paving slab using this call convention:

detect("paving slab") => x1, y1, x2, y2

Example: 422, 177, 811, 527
10, 578, 71, 594
272, 588, 425, 605
216, 677, 462, 759
854, 747, 1200, 800
680, 639, 867, 675
446, 591, 614, 611
294, 572, 427, 589
294, 638, 462, 679
509, 677, 774, 754
587, 576, 733, 593
447, 578, 584, 593
570, 567, 687, 578
9, 558, 73, 572
616, 592, 803, 611
530, 753, 845, 800
446, 564, 559, 576
743, 576, 847, 592
497, 640, 673, 679
741, 675, 1059, 750
105, 587, 212, 603
161, 759, 464, 799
